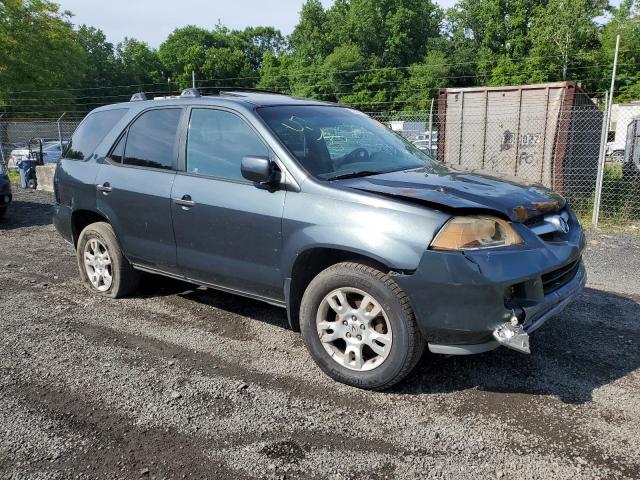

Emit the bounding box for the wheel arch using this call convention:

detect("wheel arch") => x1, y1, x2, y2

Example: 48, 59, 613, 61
71, 209, 110, 247
285, 246, 401, 332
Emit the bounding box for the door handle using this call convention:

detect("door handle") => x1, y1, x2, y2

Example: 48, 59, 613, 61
97, 182, 112, 194
173, 194, 196, 209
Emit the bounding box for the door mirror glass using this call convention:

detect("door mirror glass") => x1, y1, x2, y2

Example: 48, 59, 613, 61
241, 156, 274, 184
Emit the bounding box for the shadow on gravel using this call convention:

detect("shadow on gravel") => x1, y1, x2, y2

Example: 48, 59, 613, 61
396, 288, 640, 404
0, 198, 53, 230
137, 272, 290, 330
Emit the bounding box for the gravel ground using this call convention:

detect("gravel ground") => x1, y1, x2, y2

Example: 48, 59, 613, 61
1, 188, 639, 480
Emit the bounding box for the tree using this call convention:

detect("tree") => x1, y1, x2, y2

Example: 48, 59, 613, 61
158, 26, 217, 86
526, 0, 604, 84
599, 0, 640, 102
0, 0, 84, 115
116, 38, 163, 87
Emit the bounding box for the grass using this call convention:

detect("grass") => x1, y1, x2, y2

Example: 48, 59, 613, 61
7, 168, 19, 185
572, 163, 640, 232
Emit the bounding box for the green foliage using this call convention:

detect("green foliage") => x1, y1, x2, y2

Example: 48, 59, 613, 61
0, 0, 84, 114
1, 0, 640, 116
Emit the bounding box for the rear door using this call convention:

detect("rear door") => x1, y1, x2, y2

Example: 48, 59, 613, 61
96, 107, 184, 272
171, 107, 286, 300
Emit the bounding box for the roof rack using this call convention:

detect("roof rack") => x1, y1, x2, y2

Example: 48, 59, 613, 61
216, 87, 283, 97
130, 92, 148, 102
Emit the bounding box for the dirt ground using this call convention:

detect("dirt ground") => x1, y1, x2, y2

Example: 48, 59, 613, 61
1, 188, 639, 480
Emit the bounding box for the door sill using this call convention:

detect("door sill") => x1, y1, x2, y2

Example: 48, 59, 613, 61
131, 263, 287, 308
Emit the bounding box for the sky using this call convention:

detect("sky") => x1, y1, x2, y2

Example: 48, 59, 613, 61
56, 0, 456, 48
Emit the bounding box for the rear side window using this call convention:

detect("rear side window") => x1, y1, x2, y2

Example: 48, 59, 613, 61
186, 109, 268, 180
124, 108, 182, 170
109, 135, 126, 164
65, 109, 128, 160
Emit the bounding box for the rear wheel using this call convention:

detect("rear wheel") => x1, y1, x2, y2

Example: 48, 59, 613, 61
77, 222, 139, 298
300, 262, 424, 390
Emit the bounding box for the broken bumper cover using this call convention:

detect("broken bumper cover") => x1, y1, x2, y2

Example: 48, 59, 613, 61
393, 232, 586, 355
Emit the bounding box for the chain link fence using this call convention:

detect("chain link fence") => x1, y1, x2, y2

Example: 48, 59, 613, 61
2, 84, 639, 227
371, 84, 640, 227
0, 117, 83, 167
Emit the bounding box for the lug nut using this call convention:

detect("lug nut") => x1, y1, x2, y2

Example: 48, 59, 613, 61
351, 316, 357, 321
357, 335, 362, 341
342, 320, 348, 326
346, 332, 352, 338
360, 324, 366, 330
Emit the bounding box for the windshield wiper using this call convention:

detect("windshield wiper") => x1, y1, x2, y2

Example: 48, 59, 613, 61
327, 170, 382, 181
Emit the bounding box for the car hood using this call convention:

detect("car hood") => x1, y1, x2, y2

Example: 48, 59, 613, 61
335, 167, 566, 222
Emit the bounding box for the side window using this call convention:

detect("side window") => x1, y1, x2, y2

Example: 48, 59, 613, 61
124, 108, 182, 170
65, 108, 128, 160
109, 134, 126, 164
186, 109, 269, 180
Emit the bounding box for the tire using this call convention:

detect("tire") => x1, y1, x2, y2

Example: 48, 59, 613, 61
77, 221, 140, 298
300, 262, 424, 390
0, 207, 6, 219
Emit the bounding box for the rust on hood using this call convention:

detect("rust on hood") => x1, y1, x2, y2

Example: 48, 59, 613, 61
513, 200, 561, 221
530, 200, 561, 213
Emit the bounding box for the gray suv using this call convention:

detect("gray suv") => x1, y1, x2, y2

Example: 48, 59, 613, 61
53, 89, 586, 389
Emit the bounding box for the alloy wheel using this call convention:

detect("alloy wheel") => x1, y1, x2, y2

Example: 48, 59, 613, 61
83, 238, 113, 292
316, 287, 393, 371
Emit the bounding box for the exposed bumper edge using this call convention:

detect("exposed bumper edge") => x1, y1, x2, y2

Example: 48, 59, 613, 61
523, 262, 587, 334
428, 340, 499, 355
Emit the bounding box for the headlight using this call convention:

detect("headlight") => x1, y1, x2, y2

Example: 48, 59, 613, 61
430, 215, 523, 251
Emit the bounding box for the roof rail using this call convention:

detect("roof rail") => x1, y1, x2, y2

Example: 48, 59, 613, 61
180, 88, 201, 98
217, 87, 283, 97
130, 92, 148, 102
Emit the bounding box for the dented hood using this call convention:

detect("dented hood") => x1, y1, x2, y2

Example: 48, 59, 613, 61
335, 167, 566, 222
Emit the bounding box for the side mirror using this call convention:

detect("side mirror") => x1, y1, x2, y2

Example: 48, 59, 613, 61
241, 156, 274, 184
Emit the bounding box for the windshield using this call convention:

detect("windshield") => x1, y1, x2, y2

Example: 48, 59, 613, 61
257, 106, 439, 180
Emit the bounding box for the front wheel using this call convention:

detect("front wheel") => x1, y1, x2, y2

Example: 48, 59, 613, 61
76, 222, 139, 298
300, 262, 424, 390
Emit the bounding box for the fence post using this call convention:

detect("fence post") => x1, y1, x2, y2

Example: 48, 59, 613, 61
428, 98, 434, 153
592, 34, 620, 228
0, 113, 5, 165
57, 112, 66, 153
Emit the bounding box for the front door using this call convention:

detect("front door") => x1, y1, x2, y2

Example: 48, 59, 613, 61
171, 108, 286, 300
96, 107, 183, 272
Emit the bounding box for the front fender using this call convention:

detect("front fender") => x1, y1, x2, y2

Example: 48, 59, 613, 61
281, 191, 450, 277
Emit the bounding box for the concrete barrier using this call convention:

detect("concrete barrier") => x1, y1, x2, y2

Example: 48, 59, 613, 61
36, 164, 56, 192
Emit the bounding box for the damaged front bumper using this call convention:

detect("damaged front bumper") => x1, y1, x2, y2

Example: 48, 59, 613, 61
393, 223, 586, 355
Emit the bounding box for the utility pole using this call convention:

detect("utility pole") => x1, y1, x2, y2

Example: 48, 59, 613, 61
192, 70, 196, 89
593, 34, 620, 227
57, 112, 67, 154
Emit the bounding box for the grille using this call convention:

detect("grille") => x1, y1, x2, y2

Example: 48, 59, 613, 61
541, 259, 580, 295
526, 210, 570, 240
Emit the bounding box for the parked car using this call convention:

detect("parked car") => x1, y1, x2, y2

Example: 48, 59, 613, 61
53, 89, 586, 389
41, 141, 68, 164
412, 131, 438, 155
8, 140, 65, 168
0, 162, 12, 219
1, 142, 27, 166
